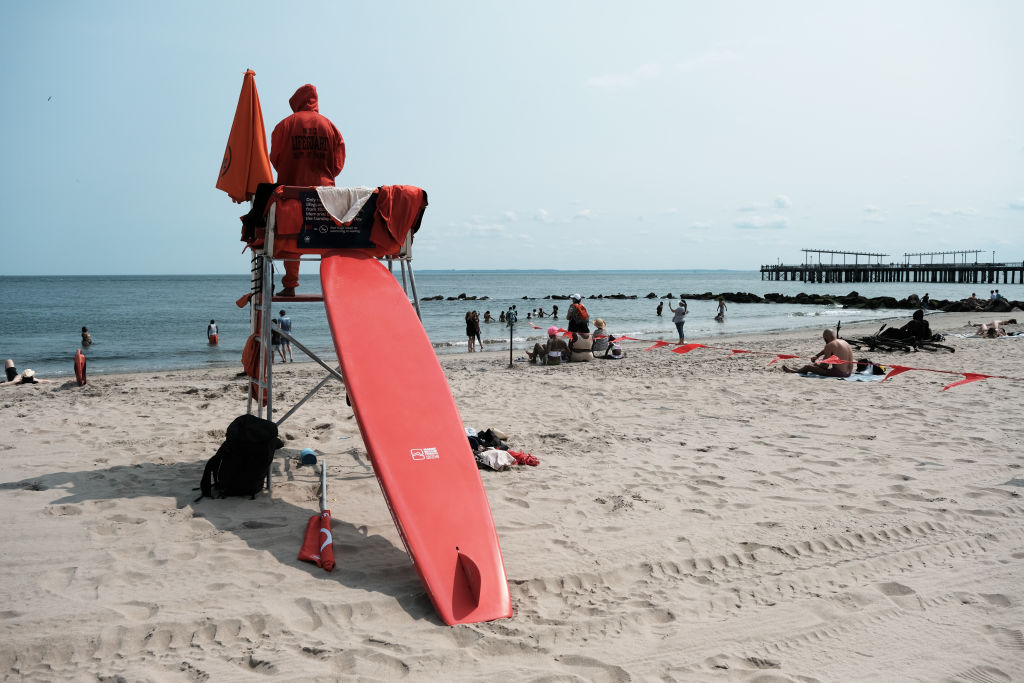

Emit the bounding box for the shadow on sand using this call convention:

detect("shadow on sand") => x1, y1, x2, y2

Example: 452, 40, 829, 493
1, 453, 441, 625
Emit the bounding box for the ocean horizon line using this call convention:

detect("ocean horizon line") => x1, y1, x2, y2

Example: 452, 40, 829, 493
0, 268, 756, 278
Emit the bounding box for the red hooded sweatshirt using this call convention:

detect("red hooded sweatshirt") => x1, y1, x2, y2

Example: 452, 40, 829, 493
270, 84, 346, 187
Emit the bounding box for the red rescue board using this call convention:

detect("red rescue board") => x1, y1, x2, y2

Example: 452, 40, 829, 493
320, 252, 512, 625
74, 349, 86, 386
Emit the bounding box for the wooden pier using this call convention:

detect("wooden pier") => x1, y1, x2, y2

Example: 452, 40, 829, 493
761, 249, 1023, 285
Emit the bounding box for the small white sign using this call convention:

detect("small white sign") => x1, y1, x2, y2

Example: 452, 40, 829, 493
410, 448, 440, 461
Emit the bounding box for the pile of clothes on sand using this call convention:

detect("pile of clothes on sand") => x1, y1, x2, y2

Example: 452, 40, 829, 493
466, 427, 539, 471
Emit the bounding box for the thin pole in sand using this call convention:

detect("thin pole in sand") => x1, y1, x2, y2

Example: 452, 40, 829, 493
319, 458, 327, 513
506, 305, 517, 368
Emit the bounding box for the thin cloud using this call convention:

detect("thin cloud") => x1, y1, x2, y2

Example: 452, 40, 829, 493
587, 63, 661, 89
462, 222, 506, 237
676, 49, 740, 73
863, 205, 885, 223
738, 201, 765, 212
929, 207, 979, 218
1010, 198, 1024, 210
690, 221, 713, 230
735, 215, 788, 230
774, 194, 792, 209
448, 215, 508, 237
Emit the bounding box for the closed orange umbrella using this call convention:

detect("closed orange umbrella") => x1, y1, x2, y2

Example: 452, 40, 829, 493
216, 69, 273, 203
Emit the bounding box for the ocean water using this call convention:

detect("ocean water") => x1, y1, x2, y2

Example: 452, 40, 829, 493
2, 271, 1019, 379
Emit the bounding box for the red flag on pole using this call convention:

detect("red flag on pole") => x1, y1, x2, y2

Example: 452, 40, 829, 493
216, 69, 273, 204
298, 510, 335, 571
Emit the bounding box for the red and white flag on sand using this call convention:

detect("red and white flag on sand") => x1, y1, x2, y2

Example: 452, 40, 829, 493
298, 510, 335, 572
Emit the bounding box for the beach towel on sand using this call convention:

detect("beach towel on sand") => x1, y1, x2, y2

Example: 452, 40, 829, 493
797, 372, 884, 382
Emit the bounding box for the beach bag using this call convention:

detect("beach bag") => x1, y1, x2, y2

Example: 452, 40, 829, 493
196, 414, 283, 501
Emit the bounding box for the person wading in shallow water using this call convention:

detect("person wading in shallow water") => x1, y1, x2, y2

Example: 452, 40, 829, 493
465, 311, 481, 352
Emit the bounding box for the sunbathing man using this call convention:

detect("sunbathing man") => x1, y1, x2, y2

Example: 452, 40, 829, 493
783, 329, 854, 377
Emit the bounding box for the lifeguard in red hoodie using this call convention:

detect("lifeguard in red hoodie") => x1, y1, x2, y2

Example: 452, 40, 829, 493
270, 84, 346, 296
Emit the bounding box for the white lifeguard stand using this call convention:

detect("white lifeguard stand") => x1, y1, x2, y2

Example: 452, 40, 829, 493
243, 187, 423, 491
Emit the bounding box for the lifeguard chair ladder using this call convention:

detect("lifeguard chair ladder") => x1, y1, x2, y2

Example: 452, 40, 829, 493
245, 193, 421, 491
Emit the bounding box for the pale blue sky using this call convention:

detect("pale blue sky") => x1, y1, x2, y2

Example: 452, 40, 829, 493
2, 1, 1021, 275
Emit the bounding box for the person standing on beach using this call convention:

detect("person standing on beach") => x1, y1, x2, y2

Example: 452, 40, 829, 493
921, 293, 930, 310
81, 326, 92, 347
270, 84, 346, 297
278, 310, 293, 362
668, 298, 688, 343
567, 294, 589, 334
271, 319, 285, 362
782, 329, 854, 377
207, 320, 219, 345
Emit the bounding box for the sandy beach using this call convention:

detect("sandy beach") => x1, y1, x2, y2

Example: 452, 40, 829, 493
1, 312, 1022, 681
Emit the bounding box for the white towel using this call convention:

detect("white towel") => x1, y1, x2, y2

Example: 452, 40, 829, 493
315, 186, 375, 224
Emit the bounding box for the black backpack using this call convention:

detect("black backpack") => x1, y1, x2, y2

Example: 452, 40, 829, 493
196, 414, 284, 501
